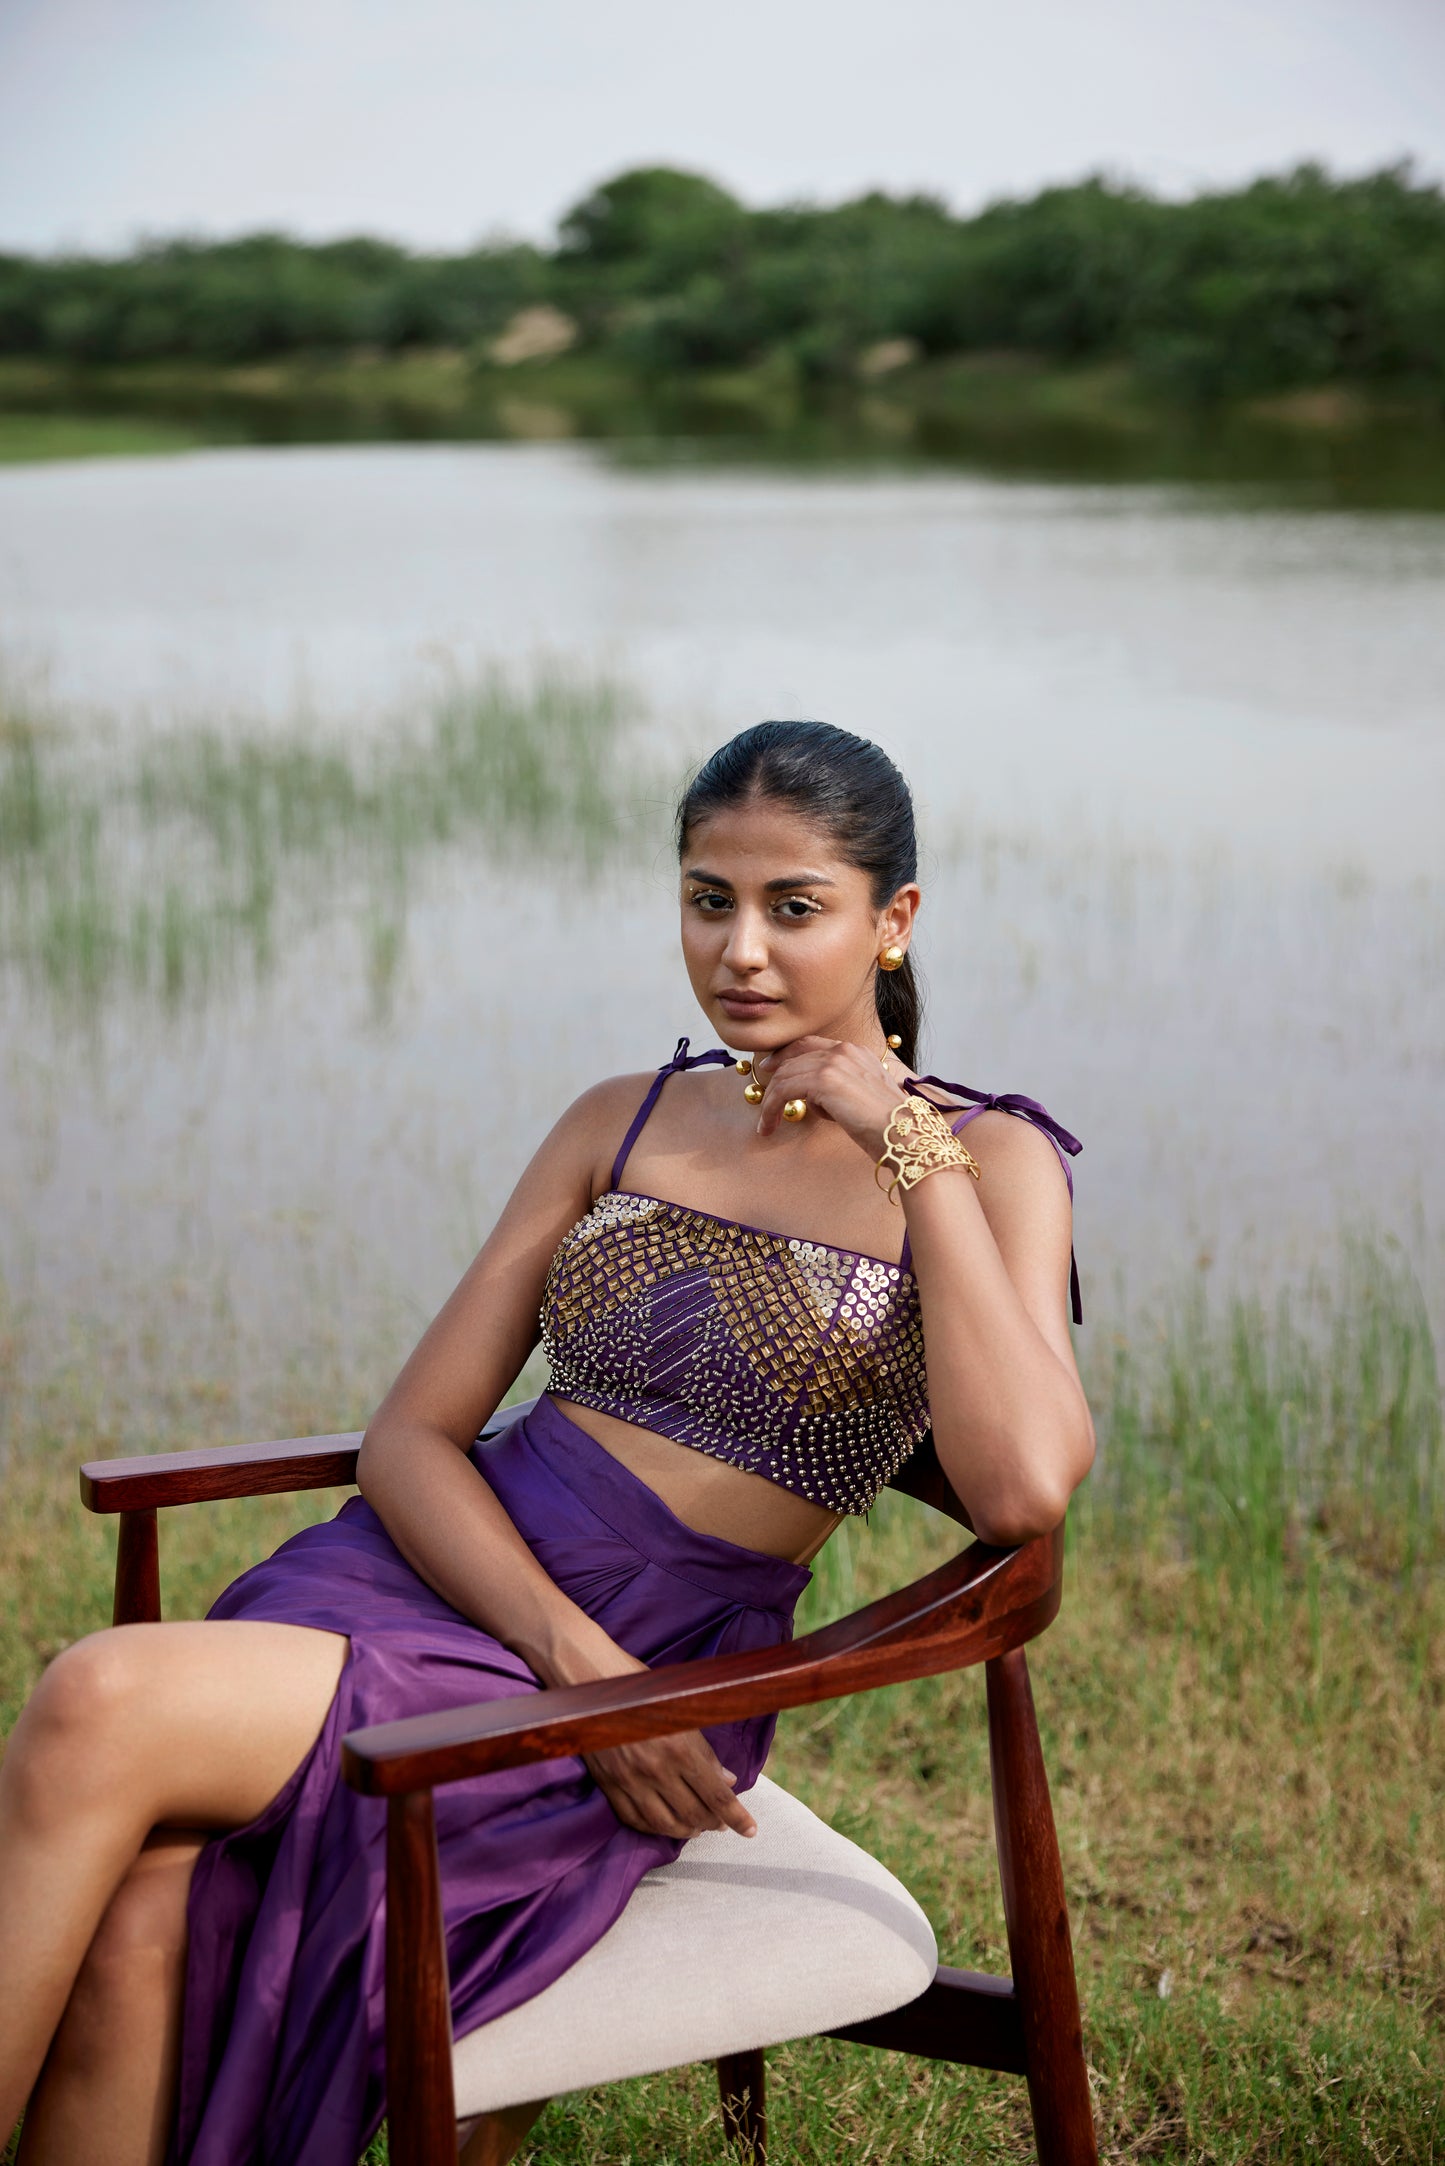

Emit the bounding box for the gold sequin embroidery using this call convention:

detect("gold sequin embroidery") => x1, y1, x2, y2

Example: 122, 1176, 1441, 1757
540, 1192, 930, 1515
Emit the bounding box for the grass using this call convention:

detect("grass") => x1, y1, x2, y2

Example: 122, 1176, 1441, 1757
2, 1243, 1440, 2163
0, 660, 646, 1017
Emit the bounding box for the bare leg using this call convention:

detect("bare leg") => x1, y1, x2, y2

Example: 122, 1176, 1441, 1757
0, 1620, 348, 2150
18, 1831, 206, 2166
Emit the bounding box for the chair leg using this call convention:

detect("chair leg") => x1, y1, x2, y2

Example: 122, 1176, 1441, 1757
456, 2099, 547, 2166
716, 2047, 767, 2164
113, 1507, 161, 1624
986, 1647, 1097, 2166
386, 1792, 458, 2166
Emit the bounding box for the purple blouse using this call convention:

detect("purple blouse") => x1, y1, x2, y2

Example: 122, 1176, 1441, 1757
540, 1040, 1081, 1517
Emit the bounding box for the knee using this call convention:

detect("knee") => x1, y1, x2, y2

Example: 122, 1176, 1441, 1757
6, 1632, 146, 1829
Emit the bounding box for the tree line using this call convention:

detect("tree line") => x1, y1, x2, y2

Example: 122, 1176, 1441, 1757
2, 162, 1442, 402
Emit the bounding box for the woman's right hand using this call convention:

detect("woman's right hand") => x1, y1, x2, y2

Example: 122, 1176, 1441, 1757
539, 1625, 757, 1840
583, 1725, 758, 1841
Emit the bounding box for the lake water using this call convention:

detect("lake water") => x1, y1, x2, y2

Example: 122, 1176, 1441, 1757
1, 443, 1442, 1442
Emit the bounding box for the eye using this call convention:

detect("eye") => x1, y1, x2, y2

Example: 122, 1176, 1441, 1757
775, 895, 822, 920
687, 889, 732, 912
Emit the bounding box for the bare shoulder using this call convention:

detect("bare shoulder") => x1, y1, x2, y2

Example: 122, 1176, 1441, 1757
558, 1068, 657, 1136
960, 1107, 1066, 1174
544, 1069, 657, 1194
955, 1109, 1072, 1241
462, 1067, 660, 1274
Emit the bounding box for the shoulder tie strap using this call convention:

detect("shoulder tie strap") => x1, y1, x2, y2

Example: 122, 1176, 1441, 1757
899, 1075, 1084, 1324
609, 1037, 734, 1191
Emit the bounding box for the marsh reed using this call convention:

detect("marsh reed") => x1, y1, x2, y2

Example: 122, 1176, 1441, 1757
0, 660, 642, 1013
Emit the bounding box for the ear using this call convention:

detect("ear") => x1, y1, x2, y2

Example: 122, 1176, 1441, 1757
878, 882, 921, 955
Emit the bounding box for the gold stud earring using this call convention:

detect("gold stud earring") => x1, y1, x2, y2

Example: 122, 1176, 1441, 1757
880, 945, 905, 972
782, 1098, 807, 1122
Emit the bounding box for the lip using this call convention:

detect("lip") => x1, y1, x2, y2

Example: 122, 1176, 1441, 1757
716, 989, 780, 1012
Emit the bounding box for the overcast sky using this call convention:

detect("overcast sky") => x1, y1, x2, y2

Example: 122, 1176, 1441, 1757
2, 0, 1442, 256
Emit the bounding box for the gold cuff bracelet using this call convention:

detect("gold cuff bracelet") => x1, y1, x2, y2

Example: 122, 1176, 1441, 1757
875, 1096, 982, 1205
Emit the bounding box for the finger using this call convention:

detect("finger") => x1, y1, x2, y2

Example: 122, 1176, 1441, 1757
639, 1784, 713, 1840
758, 1079, 835, 1137
755, 1058, 823, 1135
638, 1741, 738, 1835
697, 1777, 757, 1837
606, 1776, 699, 1840
653, 1764, 730, 1835
674, 1748, 757, 1836
597, 1775, 654, 1835
588, 1755, 686, 1838
619, 1743, 754, 1838
753, 1036, 834, 1098
671, 1768, 735, 1831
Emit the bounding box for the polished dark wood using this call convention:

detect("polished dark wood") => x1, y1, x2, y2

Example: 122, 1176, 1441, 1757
385, 1791, 457, 2166
455, 2098, 547, 2166
717, 2047, 766, 2163
112, 1509, 162, 1625
828, 1965, 1027, 2074
343, 1527, 1062, 1796
80, 1432, 364, 1513
77, 1399, 538, 1520
987, 1648, 1098, 2165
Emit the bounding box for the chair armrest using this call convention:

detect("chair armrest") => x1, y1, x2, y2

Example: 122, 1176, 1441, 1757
79, 1433, 366, 1513
78, 1396, 539, 1515
343, 1522, 1063, 1798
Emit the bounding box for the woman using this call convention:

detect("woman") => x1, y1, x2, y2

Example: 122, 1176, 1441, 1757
0, 721, 1094, 2166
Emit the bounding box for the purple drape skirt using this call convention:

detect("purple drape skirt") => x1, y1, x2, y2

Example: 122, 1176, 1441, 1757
170, 1394, 810, 2166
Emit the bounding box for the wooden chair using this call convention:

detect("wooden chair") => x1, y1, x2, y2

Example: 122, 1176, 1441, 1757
80, 1402, 1097, 2166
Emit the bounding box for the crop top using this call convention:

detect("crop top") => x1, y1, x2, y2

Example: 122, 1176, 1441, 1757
540, 1039, 1082, 1516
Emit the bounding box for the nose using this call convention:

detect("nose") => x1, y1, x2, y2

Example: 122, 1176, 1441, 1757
721, 905, 770, 974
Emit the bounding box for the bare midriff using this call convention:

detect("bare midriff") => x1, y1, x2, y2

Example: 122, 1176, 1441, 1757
549, 1396, 842, 1566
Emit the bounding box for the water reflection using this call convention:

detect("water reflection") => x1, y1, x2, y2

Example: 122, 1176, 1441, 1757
0, 443, 1440, 1459
16, 371, 1445, 511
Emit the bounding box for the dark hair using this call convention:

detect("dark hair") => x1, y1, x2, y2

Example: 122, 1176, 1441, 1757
675, 719, 924, 1066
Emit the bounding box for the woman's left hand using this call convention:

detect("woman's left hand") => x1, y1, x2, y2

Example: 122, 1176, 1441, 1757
753, 1036, 913, 1159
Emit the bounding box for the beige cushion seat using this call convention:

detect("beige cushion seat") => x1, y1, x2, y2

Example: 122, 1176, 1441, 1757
452, 1775, 938, 2116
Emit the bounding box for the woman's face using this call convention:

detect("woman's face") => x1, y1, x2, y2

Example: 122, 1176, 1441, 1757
678, 798, 918, 1052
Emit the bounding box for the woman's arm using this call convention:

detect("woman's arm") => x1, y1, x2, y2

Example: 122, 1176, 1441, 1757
755, 1040, 1094, 1546
357, 1074, 756, 1839
357, 1077, 618, 1686
899, 1109, 1094, 1544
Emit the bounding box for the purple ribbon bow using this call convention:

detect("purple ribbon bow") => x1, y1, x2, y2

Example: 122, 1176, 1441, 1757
903, 1074, 1084, 1324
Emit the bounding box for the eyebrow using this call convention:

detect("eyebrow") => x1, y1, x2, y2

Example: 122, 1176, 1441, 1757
684, 867, 838, 892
